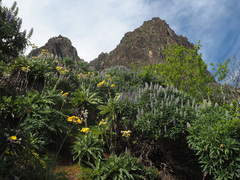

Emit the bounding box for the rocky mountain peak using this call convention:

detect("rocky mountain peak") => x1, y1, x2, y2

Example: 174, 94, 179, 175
89, 17, 194, 71
28, 35, 83, 62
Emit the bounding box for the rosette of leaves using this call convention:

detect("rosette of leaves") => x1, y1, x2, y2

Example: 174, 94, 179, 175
87, 153, 147, 180
134, 82, 198, 140
187, 105, 240, 180
72, 133, 105, 166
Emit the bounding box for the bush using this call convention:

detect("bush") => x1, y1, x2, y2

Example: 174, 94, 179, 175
187, 104, 240, 179
86, 153, 158, 180
0, 1, 33, 62
134, 83, 197, 140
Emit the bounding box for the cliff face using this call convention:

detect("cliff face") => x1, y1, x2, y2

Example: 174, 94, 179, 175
89, 17, 194, 71
28, 35, 83, 62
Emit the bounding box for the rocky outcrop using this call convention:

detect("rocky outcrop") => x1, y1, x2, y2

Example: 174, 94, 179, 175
28, 35, 83, 61
89, 17, 194, 71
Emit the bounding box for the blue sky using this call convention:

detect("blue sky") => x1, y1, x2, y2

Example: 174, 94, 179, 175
2, 0, 240, 71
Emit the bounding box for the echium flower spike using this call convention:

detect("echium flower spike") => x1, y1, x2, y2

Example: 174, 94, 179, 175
192, 99, 195, 108
173, 118, 176, 125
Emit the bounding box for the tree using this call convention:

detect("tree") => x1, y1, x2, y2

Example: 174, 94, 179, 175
0, 1, 33, 62
153, 41, 214, 102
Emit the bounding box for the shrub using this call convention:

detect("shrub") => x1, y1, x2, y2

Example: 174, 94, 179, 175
187, 104, 240, 179
86, 153, 150, 180
72, 132, 105, 166
0, 1, 33, 62
134, 83, 198, 140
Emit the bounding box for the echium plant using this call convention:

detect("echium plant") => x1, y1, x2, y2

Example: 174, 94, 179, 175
0, 1, 33, 62
134, 82, 198, 140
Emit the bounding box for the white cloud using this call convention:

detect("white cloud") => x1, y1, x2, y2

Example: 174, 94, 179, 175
2, 0, 239, 66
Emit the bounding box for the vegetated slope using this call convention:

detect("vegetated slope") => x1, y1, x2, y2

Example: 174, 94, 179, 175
28, 35, 83, 62
89, 17, 194, 71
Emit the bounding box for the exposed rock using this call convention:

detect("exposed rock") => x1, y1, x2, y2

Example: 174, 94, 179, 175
89, 17, 194, 71
28, 35, 83, 62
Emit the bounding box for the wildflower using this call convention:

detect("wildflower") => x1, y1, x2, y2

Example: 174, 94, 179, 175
67, 116, 82, 124
62, 92, 69, 97
97, 80, 105, 88
56, 66, 63, 71
21, 66, 30, 72
53, 60, 58, 63
121, 130, 131, 137
60, 91, 64, 94
11, 136, 17, 141
99, 120, 107, 126
0, 50, 2, 53
81, 127, 90, 133
106, 74, 111, 78
110, 84, 116, 88
220, 144, 225, 149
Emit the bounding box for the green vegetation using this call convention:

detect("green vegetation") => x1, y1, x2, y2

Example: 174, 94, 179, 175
1, 1, 240, 180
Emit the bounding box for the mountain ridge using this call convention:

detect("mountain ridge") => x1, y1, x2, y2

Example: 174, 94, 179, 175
89, 17, 195, 71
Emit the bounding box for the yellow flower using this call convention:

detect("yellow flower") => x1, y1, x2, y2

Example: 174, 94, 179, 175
99, 120, 107, 126
0, 50, 2, 53
67, 116, 81, 124
11, 136, 17, 141
60, 91, 63, 94
97, 80, 106, 88
220, 144, 225, 149
106, 75, 111, 78
56, 66, 63, 72
81, 127, 90, 133
110, 84, 115, 88
62, 92, 69, 97
121, 130, 131, 137
67, 116, 73, 122
21, 66, 30, 72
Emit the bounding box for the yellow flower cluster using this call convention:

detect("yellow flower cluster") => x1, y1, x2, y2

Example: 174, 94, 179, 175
41, 49, 51, 56
97, 74, 115, 88
121, 130, 131, 137
78, 72, 95, 79
56, 66, 69, 74
97, 80, 106, 88
29, 43, 38, 49
81, 127, 90, 133
99, 120, 107, 126
67, 116, 83, 124
60, 91, 69, 97
21, 66, 30, 72
32, 56, 38, 59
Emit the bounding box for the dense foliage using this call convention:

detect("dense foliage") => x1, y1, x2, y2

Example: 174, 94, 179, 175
0, 2, 240, 179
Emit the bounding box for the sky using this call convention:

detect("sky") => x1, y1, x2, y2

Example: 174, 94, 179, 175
2, 0, 240, 71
